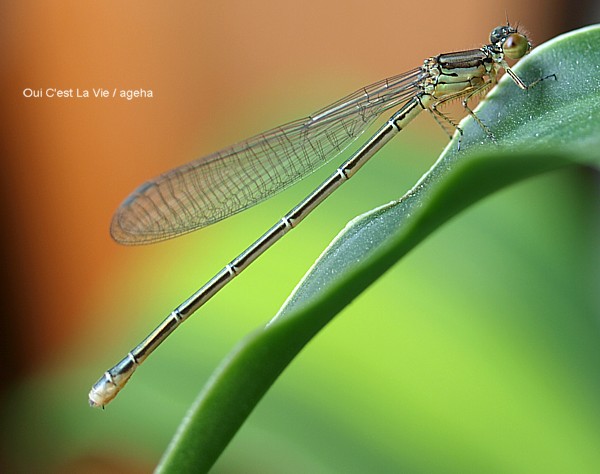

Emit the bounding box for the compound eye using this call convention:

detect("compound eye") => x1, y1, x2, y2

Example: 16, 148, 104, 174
490, 26, 505, 44
503, 33, 530, 59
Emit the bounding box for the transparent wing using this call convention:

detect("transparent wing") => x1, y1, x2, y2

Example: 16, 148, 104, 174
111, 68, 426, 244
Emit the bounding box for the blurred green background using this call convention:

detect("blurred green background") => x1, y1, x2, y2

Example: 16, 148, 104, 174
1, 1, 599, 472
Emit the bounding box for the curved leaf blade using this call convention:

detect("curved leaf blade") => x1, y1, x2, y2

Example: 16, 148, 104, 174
157, 24, 600, 473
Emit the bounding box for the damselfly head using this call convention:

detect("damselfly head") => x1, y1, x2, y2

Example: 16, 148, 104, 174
490, 25, 532, 60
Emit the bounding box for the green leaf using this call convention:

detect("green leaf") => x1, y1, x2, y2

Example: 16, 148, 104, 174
157, 24, 600, 473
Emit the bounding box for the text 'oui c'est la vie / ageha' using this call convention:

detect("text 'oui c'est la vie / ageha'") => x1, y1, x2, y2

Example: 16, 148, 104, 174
23, 88, 153, 101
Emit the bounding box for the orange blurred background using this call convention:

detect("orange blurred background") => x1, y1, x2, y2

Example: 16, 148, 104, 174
1, 1, 596, 472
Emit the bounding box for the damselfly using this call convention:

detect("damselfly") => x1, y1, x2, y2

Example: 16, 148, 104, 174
90, 24, 551, 407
